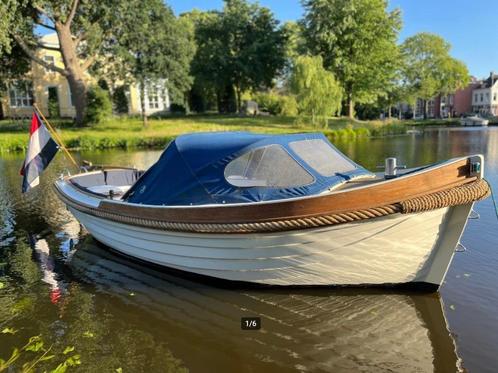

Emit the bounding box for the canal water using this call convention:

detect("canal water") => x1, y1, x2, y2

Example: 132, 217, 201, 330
1, 127, 497, 372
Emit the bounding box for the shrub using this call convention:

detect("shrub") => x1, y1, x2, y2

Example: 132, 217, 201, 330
289, 55, 342, 127
170, 103, 186, 114
279, 95, 298, 116
253, 92, 298, 116
112, 86, 129, 114
85, 86, 112, 125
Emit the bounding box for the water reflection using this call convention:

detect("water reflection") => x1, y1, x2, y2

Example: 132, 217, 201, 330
68, 238, 460, 373
2, 127, 498, 372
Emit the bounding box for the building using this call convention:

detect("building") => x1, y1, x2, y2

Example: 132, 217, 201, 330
436, 77, 479, 118
472, 72, 498, 116
1, 33, 170, 119
398, 77, 482, 119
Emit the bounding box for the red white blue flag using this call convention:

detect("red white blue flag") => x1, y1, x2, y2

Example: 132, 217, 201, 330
20, 112, 59, 193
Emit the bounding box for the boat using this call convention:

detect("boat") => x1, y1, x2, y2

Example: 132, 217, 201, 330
460, 115, 489, 126
54, 132, 490, 290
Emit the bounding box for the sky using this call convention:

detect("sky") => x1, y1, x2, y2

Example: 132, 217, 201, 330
168, 0, 498, 79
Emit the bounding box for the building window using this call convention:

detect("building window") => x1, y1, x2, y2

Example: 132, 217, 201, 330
475, 94, 478, 102
161, 89, 167, 109
481, 93, 484, 102
43, 55, 55, 73
9, 81, 34, 108
147, 86, 159, 109
494, 93, 497, 102
486, 93, 489, 101
69, 88, 75, 107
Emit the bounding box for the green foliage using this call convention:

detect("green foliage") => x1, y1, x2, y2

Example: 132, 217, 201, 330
185, 0, 287, 112
0, 42, 30, 91
289, 55, 342, 126
48, 88, 60, 118
112, 86, 129, 114
356, 103, 383, 120
253, 92, 298, 116
2, 0, 120, 125
401, 33, 470, 117
85, 86, 112, 125
1, 327, 17, 334
111, 0, 195, 121
0, 335, 78, 372
279, 95, 299, 116
302, 0, 402, 115
169, 103, 187, 114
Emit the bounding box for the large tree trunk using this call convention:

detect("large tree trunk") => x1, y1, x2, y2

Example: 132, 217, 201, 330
139, 80, 148, 127
55, 23, 88, 126
423, 99, 428, 120
348, 98, 354, 119
388, 105, 392, 119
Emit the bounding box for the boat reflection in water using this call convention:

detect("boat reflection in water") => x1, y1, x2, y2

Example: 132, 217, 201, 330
65, 237, 463, 372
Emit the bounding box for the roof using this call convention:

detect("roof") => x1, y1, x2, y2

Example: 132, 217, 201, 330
475, 73, 498, 89
124, 132, 374, 206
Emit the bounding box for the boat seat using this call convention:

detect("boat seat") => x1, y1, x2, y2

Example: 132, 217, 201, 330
87, 185, 130, 196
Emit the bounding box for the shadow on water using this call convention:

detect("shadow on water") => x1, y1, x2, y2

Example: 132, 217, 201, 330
2, 126, 498, 371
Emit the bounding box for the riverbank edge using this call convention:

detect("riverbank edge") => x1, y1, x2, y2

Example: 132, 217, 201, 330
0, 116, 459, 153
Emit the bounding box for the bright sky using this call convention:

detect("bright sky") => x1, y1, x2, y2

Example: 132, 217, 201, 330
168, 0, 498, 79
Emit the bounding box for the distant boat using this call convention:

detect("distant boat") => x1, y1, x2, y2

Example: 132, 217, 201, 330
54, 132, 490, 290
461, 116, 489, 126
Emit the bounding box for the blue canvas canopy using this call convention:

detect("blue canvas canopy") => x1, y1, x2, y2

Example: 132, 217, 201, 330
124, 132, 374, 206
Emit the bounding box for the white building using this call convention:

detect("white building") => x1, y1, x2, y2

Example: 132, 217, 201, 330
472, 72, 498, 116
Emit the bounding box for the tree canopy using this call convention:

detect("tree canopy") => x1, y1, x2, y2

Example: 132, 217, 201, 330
186, 0, 287, 113
111, 0, 195, 125
289, 55, 342, 126
302, 0, 402, 118
0, 0, 195, 126
1, 0, 118, 125
401, 32, 470, 117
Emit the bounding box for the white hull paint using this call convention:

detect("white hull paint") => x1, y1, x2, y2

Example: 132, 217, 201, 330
68, 202, 472, 287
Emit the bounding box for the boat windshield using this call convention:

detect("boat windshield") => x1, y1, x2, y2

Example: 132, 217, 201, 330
224, 144, 314, 188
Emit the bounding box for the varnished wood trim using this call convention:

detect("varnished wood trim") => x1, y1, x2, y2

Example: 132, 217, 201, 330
95, 158, 473, 224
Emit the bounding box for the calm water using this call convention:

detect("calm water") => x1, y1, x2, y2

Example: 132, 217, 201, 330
1, 127, 498, 372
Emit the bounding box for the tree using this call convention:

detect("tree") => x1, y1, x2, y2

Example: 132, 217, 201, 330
0, 42, 31, 119
0, 42, 31, 88
112, 0, 195, 126
302, 0, 401, 118
187, 0, 287, 113
2, 0, 117, 126
289, 55, 342, 126
401, 33, 470, 119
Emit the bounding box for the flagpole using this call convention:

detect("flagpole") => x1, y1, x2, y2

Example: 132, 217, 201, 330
33, 103, 79, 169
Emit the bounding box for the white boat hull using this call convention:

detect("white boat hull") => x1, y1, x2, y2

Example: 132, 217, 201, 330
68, 202, 472, 288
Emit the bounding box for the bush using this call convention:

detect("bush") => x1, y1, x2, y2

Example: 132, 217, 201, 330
169, 103, 186, 114
85, 86, 112, 124
253, 92, 298, 116
112, 86, 129, 114
279, 95, 298, 116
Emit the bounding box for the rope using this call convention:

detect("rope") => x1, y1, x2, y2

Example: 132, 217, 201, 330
491, 184, 498, 221
400, 178, 490, 213
57, 178, 491, 234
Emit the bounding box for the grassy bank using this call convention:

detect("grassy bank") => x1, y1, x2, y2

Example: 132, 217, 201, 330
0, 115, 408, 153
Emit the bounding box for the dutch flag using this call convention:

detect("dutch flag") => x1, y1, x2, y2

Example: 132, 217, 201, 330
20, 112, 59, 193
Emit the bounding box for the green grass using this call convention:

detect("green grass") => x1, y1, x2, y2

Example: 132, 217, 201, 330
0, 114, 409, 153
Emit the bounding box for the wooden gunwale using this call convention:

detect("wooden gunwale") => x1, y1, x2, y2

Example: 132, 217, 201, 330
58, 158, 474, 225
